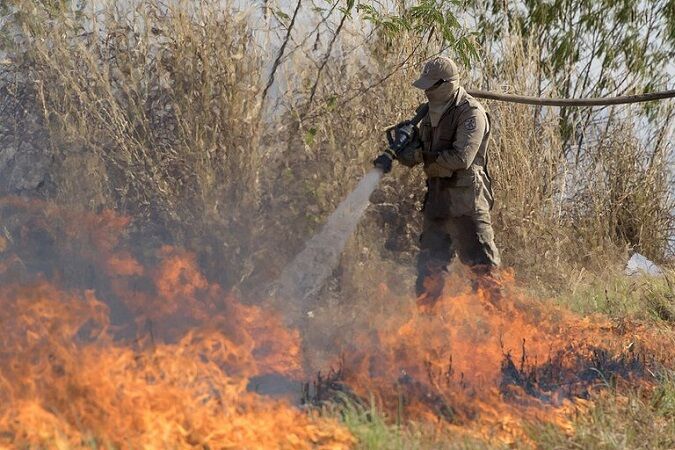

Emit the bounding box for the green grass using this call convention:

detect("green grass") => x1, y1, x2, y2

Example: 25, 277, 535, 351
337, 397, 407, 450
331, 396, 507, 450
555, 270, 674, 324
330, 372, 674, 449
527, 371, 675, 450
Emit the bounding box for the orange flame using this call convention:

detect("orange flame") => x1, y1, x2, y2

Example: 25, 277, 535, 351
0, 196, 670, 448
0, 197, 353, 449
327, 268, 670, 445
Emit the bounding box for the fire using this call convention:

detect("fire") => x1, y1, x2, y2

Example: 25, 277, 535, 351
322, 269, 670, 444
0, 197, 354, 449
0, 196, 670, 448
0, 284, 353, 448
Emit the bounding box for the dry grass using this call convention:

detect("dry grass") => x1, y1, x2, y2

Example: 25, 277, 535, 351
1, 4, 674, 448
2, 0, 266, 284
478, 37, 673, 290
0, 0, 672, 297
527, 370, 675, 450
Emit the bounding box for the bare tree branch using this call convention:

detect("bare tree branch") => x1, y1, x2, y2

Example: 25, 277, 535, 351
306, 8, 349, 108
280, 0, 341, 64
257, 0, 303, 124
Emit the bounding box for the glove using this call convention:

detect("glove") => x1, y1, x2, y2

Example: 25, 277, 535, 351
373, 153, 393, 173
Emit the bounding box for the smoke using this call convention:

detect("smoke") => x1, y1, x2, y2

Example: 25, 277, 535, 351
272, 168, 383, 324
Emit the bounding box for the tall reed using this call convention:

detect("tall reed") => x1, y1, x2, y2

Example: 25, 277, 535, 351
1, 1, 671, 296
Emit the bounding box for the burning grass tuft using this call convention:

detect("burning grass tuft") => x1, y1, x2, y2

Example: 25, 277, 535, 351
297, 268, 674, 446
0, 197, 354, 449
0, 195, 673, 447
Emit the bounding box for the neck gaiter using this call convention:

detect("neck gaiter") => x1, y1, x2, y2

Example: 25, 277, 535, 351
425, 81, 459, 127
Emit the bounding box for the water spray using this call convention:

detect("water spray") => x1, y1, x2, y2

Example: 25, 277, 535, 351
272, 104, 430, 323
273, 168, 383, 322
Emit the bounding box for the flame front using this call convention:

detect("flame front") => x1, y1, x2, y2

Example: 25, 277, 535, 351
330, 269, 670, 444
0, 196, 670, 448
0, 197, 354, 449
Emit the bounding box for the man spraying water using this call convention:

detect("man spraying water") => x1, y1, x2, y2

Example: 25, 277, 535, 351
275, 56, 501, 322
374, 56, 501, 304
273, 103, 428, 323
274, 55, 675, 321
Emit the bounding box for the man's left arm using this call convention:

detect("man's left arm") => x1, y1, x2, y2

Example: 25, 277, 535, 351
435, 109, 487, 170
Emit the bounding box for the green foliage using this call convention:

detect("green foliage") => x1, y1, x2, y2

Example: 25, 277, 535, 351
477, 0, 674, 91
338, 0, 357, 16
356, 0, 477, 64
470, 0, 675, 146
304, 127, 318, 146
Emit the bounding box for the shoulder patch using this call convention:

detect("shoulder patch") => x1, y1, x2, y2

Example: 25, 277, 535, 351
464, 117, 476, 131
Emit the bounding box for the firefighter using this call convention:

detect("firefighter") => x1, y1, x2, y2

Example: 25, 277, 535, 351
375, 56, 501, 302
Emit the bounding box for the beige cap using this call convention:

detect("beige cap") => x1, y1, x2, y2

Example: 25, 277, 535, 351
412, 56, 459, 90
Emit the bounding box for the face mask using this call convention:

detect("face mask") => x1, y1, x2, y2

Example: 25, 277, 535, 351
425, 79, 459, 127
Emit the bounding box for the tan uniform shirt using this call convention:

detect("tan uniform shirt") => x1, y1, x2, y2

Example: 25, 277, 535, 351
399, 87, 490, 184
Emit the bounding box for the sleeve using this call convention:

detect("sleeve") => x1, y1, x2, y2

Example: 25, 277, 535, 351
435, 108, 487, 171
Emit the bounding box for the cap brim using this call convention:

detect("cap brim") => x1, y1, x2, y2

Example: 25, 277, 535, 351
412, 76, 437, 90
